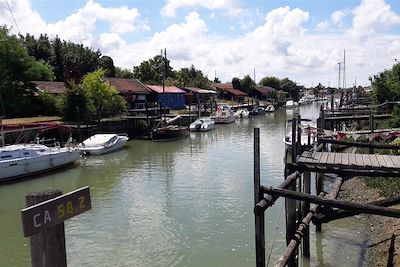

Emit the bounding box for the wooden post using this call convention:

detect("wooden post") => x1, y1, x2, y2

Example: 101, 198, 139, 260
291, 119, 297, 164
302, 171, 311, 256
76, 106, 82, 143
369, 114, 374, 154
254, 128, 265, 267
285, 170, 297, 267
26, 190, 67, 267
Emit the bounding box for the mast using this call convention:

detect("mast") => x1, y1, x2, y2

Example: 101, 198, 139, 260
162, 49, 167, 122
338, 62, 341, 89
343, 49, 346, 89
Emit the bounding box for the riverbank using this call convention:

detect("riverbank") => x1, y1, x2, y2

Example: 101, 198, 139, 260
338, 177, 400, 266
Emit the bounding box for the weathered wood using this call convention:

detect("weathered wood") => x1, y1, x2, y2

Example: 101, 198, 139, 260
292, 119, 297, 163
291, 162, 400, 177
314, 194, 400, 223
355, 154, 364, 166
254, 171, 301, 213
302, 171, 311, 257
26, 190, 67, 267
275, 177, 343, 267
318, 139, 400, 150
262, 187, 400, 218
285, 178, 297, 267
254, 128, 265, 267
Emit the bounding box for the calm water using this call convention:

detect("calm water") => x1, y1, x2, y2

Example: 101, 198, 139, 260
0, 103, 368, 267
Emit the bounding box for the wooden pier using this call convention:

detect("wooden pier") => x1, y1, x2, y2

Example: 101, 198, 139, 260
253, 100, 400, 266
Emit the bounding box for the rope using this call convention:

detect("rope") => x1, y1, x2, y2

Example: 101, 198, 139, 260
266, 197, 285, 267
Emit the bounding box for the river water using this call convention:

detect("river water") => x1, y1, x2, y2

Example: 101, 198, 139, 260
0, 103, 369, 267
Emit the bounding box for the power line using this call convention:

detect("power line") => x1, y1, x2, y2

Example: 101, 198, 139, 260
5, 0, 21, 34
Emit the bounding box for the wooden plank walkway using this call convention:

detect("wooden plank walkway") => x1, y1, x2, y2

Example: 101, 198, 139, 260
335, 128, 400, 135
324, 114, 391, 122
295, 151, 400, 177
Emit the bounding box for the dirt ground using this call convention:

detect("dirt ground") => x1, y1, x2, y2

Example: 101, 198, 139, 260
339, 177, 400, 267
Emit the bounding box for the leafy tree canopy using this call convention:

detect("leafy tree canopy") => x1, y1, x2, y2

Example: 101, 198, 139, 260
173, 65, 212, 89
133, 55, 174, 84
0, 26, 54, 117
259, 76, 281, 90
372, 63, 400, 104
115, 67, 134, 79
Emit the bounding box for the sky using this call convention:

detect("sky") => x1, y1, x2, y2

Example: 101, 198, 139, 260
1, 0, 400, 87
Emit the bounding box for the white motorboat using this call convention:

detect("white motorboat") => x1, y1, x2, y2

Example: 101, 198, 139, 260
235, 108, 250, 119
189, 117, 215, 132
285, 100, 299, 108
283, 119, 317, 147
79, 134, 129, 155
265, 104, 275, 112
0, 144, 80, 182
211, 103, 236, 124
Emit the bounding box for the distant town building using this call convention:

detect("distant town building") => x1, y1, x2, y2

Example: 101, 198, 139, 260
213, 82, 247, 103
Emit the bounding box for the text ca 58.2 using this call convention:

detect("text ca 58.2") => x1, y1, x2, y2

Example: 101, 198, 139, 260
57, 196, 86, 218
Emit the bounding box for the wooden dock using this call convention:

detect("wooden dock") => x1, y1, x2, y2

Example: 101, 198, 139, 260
294, 151, 400, 177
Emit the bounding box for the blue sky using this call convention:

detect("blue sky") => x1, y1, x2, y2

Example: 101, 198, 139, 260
1, 0, 400, 87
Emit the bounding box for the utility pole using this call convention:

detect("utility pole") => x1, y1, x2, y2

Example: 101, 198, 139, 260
338, 62, 341, 89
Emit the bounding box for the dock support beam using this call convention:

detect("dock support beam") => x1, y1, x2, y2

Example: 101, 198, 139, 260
254, 128, 265, 267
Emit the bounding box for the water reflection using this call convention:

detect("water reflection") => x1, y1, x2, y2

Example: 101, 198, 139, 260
0, 102, 367, 267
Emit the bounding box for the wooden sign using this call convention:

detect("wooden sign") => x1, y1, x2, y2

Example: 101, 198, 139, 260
21, 187, 91, 237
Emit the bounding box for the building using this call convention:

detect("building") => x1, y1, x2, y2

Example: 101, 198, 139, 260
104, 78, 150, 109
146, 85, 186, 110
251, 86, 277, 101
34, 81, 68, 95
181, 87, 217, 105
213, 83, 247, 103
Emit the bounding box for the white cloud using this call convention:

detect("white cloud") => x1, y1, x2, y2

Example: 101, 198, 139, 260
331, 10, 346, 25
0, 0, 147, 49
160, 0, 243, 17
240, 20, 254, 30
316, 20, 329, 31
351, 0, 400, 40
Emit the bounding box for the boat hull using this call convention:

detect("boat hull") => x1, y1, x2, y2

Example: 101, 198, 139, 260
80, 136, 128, 155
152, 127, 188, 141
0, 148, 80, 182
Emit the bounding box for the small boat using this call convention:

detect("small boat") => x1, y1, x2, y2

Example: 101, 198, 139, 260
235, 108, 249, 119
0, 144, 80, 182
189, 117, 215, 132
265, 104, 275, 112
283, 119, 317, 147
285, 100, 299, 108
152, 116, 188, 141
211, 103, 235, 124
79, 134, 129, 155
298, 97, 310, 105
249, 107, 265, 116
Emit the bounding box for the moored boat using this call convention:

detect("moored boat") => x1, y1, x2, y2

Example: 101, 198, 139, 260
283, 118, 317, 147
78, 134, 129, 155
249, 107, 265, 116
211, 103, 235, 124
0, 144, 80, 182
152, 116, 188, 141
285, 100, 299, 108
189, 117, 215, 132
235, 108, 250, 119
265, 104, 275, 112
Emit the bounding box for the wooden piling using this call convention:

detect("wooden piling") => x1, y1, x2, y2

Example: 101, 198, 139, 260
26, 190, 67, 267
302, 171, 311, 257
254, 128, 265, 267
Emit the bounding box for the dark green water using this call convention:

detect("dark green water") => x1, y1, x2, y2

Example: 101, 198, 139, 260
0, 103, 368, 267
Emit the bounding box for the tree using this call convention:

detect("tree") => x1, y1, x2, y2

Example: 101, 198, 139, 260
173, 65, 212, 89
115, 67, 134, 78
259, 76, 281, 90
133, 55, 174, 84
81, 70, 126, 122
372, 63, 400, 104
280, 78, 301, 100
232, 77, 241, 89
0, 26, 54, 117
240, 75, 256, 94
99, 56, 116, 77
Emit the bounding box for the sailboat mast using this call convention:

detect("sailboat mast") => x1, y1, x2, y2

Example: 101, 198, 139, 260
343, 49, 346, 89
162, 48, 167, 122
